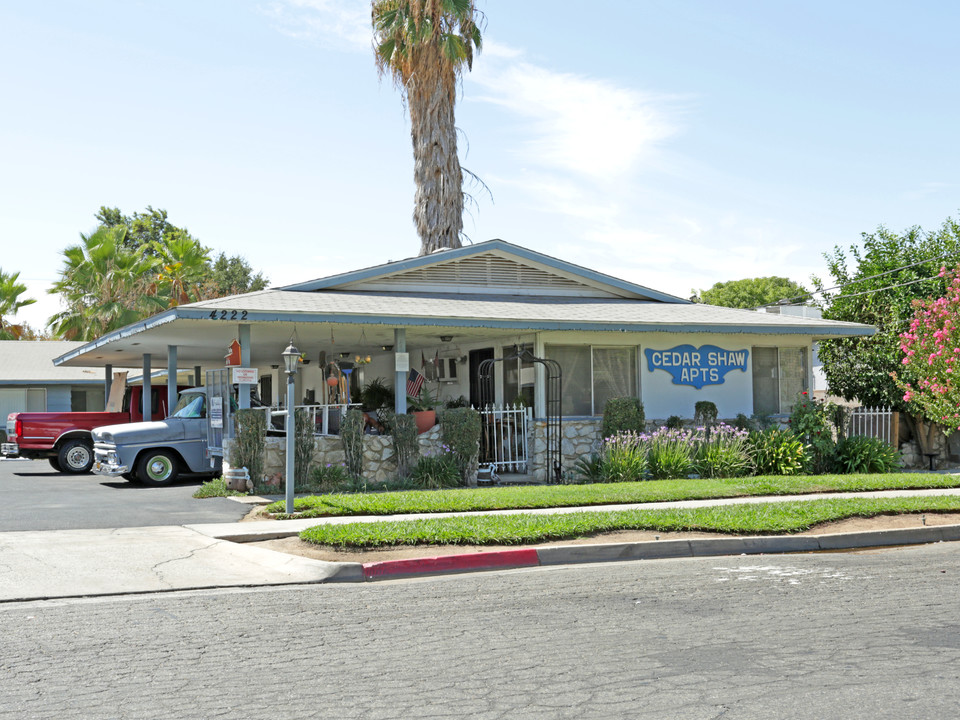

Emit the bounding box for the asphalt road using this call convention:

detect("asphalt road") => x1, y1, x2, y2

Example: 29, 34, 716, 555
0, 458, 249, 531
3, 542, 960, 719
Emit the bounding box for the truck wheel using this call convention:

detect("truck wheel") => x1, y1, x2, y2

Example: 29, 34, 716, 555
137, 451, 179, 486
48, 457, 63, 472
58, 440, 94, 474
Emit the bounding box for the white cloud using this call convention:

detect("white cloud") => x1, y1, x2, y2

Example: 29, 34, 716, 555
262, 0, 370, 49
469, 51, 682, 181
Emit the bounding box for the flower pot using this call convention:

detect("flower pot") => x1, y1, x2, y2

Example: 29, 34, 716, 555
412, 410, 436, 434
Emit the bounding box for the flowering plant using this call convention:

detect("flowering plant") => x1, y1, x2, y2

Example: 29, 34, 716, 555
896, 264, 960, 433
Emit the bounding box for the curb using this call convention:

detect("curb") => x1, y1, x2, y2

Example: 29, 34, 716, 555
344, 523, 960, 581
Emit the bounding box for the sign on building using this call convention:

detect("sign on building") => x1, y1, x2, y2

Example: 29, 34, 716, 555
645, 345, 748, 389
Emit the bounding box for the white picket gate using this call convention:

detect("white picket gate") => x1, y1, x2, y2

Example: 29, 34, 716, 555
478, 405, 532, 474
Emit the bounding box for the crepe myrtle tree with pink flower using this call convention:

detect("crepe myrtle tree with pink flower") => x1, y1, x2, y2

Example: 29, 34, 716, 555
894, 264, 960, 435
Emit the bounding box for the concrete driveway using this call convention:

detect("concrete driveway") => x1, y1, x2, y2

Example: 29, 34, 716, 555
0, 458, 250, 531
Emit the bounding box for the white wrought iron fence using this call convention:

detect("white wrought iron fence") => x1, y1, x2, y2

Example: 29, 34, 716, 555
848, 406, 898, 446
263, 403, 362, 436
479, 405, 532, 473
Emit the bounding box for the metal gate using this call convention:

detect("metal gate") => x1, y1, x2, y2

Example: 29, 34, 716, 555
205, 369, 233, 463
478, 345, 562, 481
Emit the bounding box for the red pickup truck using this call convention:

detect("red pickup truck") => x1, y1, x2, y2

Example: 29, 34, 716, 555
2, 385, 183, 474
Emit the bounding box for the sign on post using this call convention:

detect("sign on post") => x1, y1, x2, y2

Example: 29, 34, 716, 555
232, 367, 258, 385
209, 396, 223, 429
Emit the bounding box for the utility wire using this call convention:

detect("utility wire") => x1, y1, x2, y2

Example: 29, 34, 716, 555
745, 250, 960, 310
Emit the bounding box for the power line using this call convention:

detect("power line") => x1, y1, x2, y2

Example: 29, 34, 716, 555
746, 250, 960, 310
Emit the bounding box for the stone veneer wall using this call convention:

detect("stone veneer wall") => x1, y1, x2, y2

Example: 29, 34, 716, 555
225, 424, 445, 488
530, 418, 602, 482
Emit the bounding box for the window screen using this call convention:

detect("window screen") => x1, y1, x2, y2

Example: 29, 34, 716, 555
593, 347, 637, 416
752, 347, 780, 415
546, 345, 592, 415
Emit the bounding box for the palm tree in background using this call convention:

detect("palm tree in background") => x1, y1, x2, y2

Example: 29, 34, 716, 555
155, 234, 211, 307
47, 226, 166, 341
0, 269, 36, 340
372, 0, 482, 255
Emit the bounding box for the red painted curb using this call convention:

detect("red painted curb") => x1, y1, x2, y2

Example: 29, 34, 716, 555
362, 548, 541, 580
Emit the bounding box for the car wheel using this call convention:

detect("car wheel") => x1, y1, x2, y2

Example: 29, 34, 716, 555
136, 450, 179, 487
58, 439, 94, 474
48, 457, 63, 472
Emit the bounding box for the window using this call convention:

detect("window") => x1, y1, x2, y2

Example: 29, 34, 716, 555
546, 344, 638, 416
752, 346, 808, 415
503, 344, 535, 408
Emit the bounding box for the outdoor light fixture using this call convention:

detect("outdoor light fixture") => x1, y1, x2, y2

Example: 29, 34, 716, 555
440, 336, 453, 342
382, 345, 393, 352
282, 342, 300, 376
281, 341, 300, 513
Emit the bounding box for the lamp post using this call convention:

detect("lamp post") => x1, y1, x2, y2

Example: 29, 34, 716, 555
281, 341, 300, 514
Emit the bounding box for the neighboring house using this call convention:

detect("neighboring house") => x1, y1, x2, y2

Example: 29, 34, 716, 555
53, 240, 874, 479
0, 341, 110, 422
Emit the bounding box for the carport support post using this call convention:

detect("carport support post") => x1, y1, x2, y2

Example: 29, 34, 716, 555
238, 325, 251, 409
104, 364, 112, 406
141, 354, 151, 422
194, 366, 201, 387
167, 345, 178, 417
394, 328, 407, 414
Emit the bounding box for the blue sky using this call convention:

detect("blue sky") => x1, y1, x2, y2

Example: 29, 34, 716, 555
2, 1, 958, 329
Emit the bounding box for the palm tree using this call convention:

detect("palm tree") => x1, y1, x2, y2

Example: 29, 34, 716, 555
372, 0, 482, 255
0, 269, 36, 340
47, 226, 166, 341
154, 235, 211, 307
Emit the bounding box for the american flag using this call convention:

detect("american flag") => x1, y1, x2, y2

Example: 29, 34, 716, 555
406, 367, 425, 397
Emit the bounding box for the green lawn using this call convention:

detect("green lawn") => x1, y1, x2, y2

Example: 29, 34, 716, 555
266, 472, 960, 519
299, 495, 960, 548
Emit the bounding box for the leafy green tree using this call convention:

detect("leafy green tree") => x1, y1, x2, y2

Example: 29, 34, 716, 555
812, 217, 960, 452
0, 269, 36, 340
202, 252, 268, 297
96, 205, 195, 256
372, 0, 483, 256
693, 276, 808, 309
47, 226, 166, 340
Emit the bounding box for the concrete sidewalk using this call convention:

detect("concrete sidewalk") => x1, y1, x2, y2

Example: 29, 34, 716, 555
3, 486, 960, 602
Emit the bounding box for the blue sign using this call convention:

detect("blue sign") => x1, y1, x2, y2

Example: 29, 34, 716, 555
644, 345, 748, 389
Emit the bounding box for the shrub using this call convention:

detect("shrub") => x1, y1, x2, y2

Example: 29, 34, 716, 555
572, 453, 605, 483
383, 411, 418, 478
235, 409, 266, 492
293, 408, 315, 491
694, 423, 751, 478
305, 462, 353, 493
411, 450, 460, 489
598, 432, 648, 482
601, 397, 646, 438
665, 415, 685, 430
732, 413, 755, 432
746, 428, 806, 476
693, 401, 718, 430
440, 407, 481, 485
340, 408, 366, 479
644, 427, 695, 479
834, 436, 901, 474
788, 391, 835, 473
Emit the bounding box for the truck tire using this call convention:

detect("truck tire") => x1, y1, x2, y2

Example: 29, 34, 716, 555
137, 450, 180, 487
48, 457, 63, 472
58, 439, 94, 474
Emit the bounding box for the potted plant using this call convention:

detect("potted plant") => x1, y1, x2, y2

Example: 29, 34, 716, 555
407, 387, 438, 434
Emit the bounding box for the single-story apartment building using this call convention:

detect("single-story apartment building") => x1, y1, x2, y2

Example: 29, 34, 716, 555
53, 239, 874, 480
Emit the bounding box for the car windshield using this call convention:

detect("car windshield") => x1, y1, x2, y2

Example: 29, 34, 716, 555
171, 393, 206, 419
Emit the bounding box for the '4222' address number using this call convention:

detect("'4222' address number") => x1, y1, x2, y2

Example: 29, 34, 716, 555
208, 310, 249, 320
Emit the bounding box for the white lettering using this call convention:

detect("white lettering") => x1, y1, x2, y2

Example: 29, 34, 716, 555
651, 351, 661, 366
681, 368, 690, 382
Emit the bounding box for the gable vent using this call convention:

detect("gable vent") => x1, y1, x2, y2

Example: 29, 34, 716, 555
339, 253, 620, 297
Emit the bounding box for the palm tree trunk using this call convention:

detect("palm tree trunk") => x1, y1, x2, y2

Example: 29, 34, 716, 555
410, 75, 463, 255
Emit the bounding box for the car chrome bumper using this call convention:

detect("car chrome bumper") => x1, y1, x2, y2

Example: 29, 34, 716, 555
1, 442, 19, 457
93, 460, 129, 477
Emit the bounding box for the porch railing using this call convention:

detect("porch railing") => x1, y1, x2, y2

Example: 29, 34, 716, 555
479, 405, 532, 474
264, 403, 362, 436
